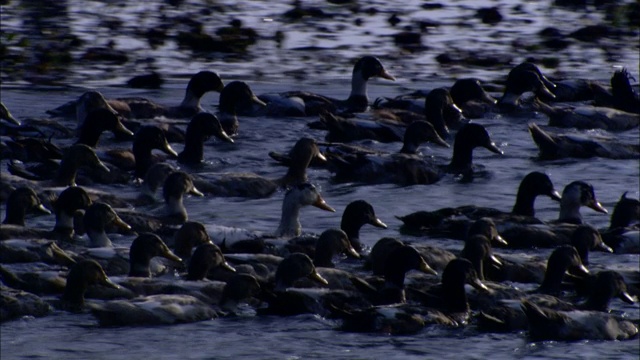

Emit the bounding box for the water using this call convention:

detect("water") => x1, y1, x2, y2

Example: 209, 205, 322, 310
1, 0, 639, 359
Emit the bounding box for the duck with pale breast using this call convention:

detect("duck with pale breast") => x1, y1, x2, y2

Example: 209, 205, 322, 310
1, 186, 51, 227
81, 202, 132, 248
192, 137, 325, 198
253, 56, 395, 117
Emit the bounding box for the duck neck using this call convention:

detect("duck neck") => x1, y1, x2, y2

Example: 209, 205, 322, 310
86, 230, 113, 248
3, 204, 26, 226
313, 246, 335, 268
165, 196, 187, 221
511, 190, 537, 217
448, 140, 474, 171
180, 89, 201, 110
133, 143, 153, 179
61, 276, 88, 310
538, 259, 568, 295
53, 211, 75, 238
276, 201, 302, 238
280, 157, 311, 188
128, 252, 152, 277
76, 126, 103, 148
424, 107, 448, 140
558, 199, 582, 224
55, 158, 79, 187
399, 135, 422, 154
340, 220, 363, 252
346, 73, 369, 112
180, 131, 206, 164
580, 288, 613, 312
442, 279, 470, 313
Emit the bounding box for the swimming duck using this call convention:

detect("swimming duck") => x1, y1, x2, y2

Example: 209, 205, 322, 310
594, 67, 640, 114
2, 186, 51, 226
82, 202, 132, 247
255, 56, 395, 117
497, 63, 556, 113
570, 224, 613, 266
534, 99, 639, 131
528, 122, 640, 160
316, 110, 406, 143
7, 144, 111, 187
602, 192, 640, 253
459, 234, 503, 281
172, 221, 214, 262
59, 259, 121, 312
325, 121, 450, 185
0, 102, 20, 126
521, 298, 638, 341
397, 171, 558, 238
48, 71, 225, 121
105, 125, 178, 179
274, 183, 335, 238
0, 284, 51, 322
192, 137, 325, 198
366, 238, 438, 279
185, 242, 236, 281
75, 108, 134, 148
310, 229, 360, 268
338, 199, 387, 253
127, 233, 182, 277
138, 163, 177, 202
177, 112, 234, 166
216, 80, 266, 135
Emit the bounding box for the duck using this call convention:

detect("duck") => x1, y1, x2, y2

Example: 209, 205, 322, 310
365, 238, 438, 280
570, 224, 613, 266
177, 112, 234, 166
81, 233, 182, 278
325, 120, 450, 185
185, 242, 236, 281
104, 125, 178, 179
498, 181, 608, 248
1, 186, 51, 226
330, 122, 501, 185
0, 284, 52, 322
459, 234, 503, 281
273, 183, 335, 238
533, 99, 639, 131
312, 110, 406, 143
7, 144, 111, 187
329, 259, 487, 335
216, 80, 266, 135
1, 102, 20, 126
58, 259, 121, 312
254, 55, 395, 117
497, 62, 556, 113
397, 171, 560, 238
594, 67, 640, 114
192, 137, 325, 198
81, 202, 133, 248
137, 163, 177, 202
47, 71, 225, 121
0, 239, 76, 267
521, 298, 638, 341
171, 221, 214, 263
601, 192, 640, 253
373, 78, 496, 120
75, 108, 134, 148
476, 270, 636, 334
528, 122, 640, 160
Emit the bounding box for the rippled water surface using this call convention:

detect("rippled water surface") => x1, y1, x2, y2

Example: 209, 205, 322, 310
1, 0, 639, 359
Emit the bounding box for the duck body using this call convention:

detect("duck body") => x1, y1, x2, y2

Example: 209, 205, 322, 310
535, 100, 639, 131
528, 123, 640, 160
248, 56, 395, 117
594, 68, 640, 114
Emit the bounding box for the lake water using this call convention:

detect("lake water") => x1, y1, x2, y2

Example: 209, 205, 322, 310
1, 0, 639, 359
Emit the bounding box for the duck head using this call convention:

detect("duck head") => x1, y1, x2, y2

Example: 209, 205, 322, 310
132, 126, 178, 179
512, 171, 562, 217
274, 252, 328, 291
183, 70, 225, 106
275, 183, 335, 238
219, 273, 261, 313
128, 233, 182, 277
348, 56, 395, 112
2, 187, 51, 226
538, 245, 589, 295
460, 234, 502, 281
498, 64, 556, 111
384, 244, 437, 290
609, 192, 640, 230
52, 186, 92, 236
558, 181, 607, 224
162, 171, 203, 222
280, 138, 326, 187
467, 218, 507, 246
313, 228, 360, 268
55, 144, 111, 187
186, 242, 235, 281
400, 120, 449, 154
440, 258, 488, 313
173, 221, 212, 261
582, 270, 636, 312
140, 163, 176, 200
77, 108, 133, 147
450, 78, 497, 107
219, 81, 266, 114
61, 259, 119, 311
83, 202, 131, 248
75, 91, 120, 131
571, 224, 612, 265
448, 123, 502, 175
340, 200, 387, 253
179, 112, 233, 165
424, 88, 461, 139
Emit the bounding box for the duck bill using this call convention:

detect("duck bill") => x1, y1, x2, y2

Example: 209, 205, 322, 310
419, 260, 438, 276
162, 143, 179, 158
450, 103, 463, 115
587, 200, 608, 214
480, 91, 498, 105
471, 278, 489, 292
188, 186, 204, 197
312, 196, 336, 212
36, 204, 52, 215
5, 114, 20, 126
345, 245, 361, 259
489, 254, 503, 267
101, 276, 121, 290
251, 95, 267, 107
217, 130, 235, 143
492, 234, 508, 246
114, 121, 134, 137
112, 216, 132, 231
619, 291, 637, 304
432, 135, 451, 148
309, 270, 329, 285
370, 218, 388, 229
539, 74, 557, 89
549, 190, 562, 202
537, 83, 556, 100
162, 249, 183, 263
572, 264, 590, 277
484, 142, 503, 155
378, 69, 396, 81
221, 261, 237, 273
51, 243, 76, 265
596, 242, 613, 253
96, 159, 111, 173
315, 152, 328, 162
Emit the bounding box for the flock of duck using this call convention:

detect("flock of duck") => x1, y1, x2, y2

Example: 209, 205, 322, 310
1, 56, 639, 344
